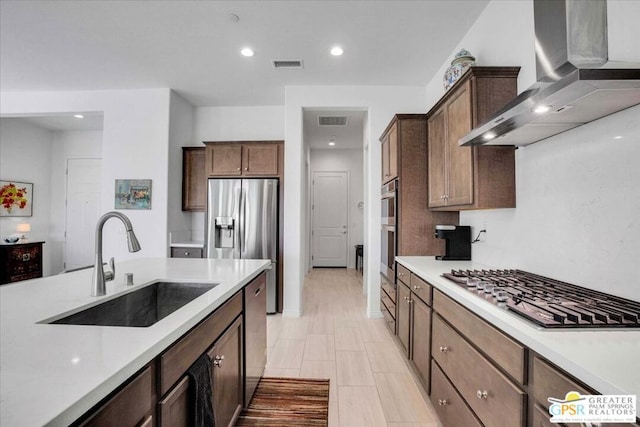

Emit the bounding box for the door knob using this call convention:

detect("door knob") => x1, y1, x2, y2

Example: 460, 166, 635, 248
213, 355, 224, 367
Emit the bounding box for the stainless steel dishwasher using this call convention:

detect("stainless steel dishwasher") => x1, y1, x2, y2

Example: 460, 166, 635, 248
244, 271, 267, 406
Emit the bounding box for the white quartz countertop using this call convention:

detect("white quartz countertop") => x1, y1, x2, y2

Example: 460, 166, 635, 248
396, 256, 640, 408
0, 257, 270, 427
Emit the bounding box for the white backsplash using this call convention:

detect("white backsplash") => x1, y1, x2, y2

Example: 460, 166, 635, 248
462, 104, 640, 302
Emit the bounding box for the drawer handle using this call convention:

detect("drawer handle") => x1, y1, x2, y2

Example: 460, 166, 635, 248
476, 390, 489, 399
184, 251, 190, 256
413, 285, 421, 290
213, 355, 224, 367
438, 399, 448, 406
439, 346, 449, 353
398, 272, 405, 276
254, 287, 262, 296
22, 253, 31, 262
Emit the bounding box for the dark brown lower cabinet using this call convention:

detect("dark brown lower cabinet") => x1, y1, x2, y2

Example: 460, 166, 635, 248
411, 295, 431, 390
396, 281, 411, 356
157, 317, 243, 427
75, 272, 267, 427
78, 365, 155, 427
210, 317, 243, 427
430, 361, 482, 427
158, 376, 190, 427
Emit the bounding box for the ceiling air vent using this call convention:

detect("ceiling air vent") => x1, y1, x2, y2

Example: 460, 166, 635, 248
273, 60, 304, 69
318, 116, 349, 126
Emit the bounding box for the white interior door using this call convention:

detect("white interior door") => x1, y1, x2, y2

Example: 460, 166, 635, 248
312, 171, 348, 267
65, 158, 102, 271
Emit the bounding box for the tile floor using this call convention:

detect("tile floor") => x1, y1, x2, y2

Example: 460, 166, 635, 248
265, 268, 441, 427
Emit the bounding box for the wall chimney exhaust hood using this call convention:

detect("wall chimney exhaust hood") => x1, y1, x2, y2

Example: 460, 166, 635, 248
460, 0, 640, 147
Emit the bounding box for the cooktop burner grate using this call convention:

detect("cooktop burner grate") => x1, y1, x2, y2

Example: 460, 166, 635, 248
442, 269, 640, 329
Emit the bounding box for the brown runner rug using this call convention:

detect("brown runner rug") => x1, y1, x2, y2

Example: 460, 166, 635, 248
235, 377, 330, 426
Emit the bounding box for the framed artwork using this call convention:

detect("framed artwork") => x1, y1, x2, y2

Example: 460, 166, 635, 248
115, 179, 152, 210
0, 180, 33, 217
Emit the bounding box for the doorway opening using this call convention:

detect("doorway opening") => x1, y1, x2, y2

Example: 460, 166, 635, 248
303, 109, 366, 273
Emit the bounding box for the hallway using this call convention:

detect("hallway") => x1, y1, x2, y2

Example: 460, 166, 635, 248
265, 268, 440, 427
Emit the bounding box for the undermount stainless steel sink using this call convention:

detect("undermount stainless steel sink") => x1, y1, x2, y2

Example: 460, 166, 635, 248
47, 281, 219, 327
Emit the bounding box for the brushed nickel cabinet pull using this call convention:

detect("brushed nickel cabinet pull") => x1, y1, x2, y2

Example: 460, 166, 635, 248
213, 355, 224, 367
476, 390, 489, 399
439, 346, 449, 353
438, 399, 448, 406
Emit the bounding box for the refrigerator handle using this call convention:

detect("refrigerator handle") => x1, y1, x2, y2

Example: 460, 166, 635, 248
238, 185, 245, 254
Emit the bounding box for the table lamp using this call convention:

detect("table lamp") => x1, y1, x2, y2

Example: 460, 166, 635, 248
17, 223, 30, 243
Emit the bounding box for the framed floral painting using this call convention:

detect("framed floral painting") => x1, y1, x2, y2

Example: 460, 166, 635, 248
0, 180, 33, 217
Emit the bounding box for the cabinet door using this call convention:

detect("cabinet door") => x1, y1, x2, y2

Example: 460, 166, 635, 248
387, 122, 398, 182
182, 147, 206, 211
209, 316, 243, 427
445, 80, 474, 206
427, 109, 447, 208
158, 376, 190, 427
243, 145, 279, 175
411, 295, 431, 391
207, 144, 243, 176
381, 134, 390, 184
397, 281, 411, 357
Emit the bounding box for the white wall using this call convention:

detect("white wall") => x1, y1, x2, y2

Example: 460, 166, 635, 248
284, 85, 427, 317
1, 89, 173, 272
310, 149, 364, 269
425, 0, 640, 301
0, 119, 53, 275
49, 130, 103, 274
167, 91, 195, 251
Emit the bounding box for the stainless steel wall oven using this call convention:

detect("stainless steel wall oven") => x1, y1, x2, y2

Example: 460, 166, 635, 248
381, 180, 398, 280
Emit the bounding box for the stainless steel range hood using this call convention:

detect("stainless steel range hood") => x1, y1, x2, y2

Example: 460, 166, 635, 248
460, 0, 640, 147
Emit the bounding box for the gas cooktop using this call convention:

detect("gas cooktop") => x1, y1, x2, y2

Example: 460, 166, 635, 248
442, 269, 640, 329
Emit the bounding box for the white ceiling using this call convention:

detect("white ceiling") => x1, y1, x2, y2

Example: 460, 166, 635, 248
0, 0, 489, 108
18, 113, 104, 132
304, 109, 366, 150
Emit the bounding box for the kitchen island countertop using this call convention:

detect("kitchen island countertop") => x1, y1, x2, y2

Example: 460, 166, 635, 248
396, 256, 640, 409
0, 257, 270, 427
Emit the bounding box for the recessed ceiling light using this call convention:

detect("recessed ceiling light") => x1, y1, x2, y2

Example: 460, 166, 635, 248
483, 132, 496, 141
328, 142, 336, 146
330, 46, 344, 56
613, 135, 623, 140
241, 48, 254, 57
73, 114, 84, 119
533, 105, 552, 114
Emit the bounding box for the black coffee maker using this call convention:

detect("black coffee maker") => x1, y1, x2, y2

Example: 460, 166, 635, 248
435, 225, 471, 260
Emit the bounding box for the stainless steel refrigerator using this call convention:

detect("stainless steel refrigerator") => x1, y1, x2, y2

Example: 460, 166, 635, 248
206, 178, 278, 313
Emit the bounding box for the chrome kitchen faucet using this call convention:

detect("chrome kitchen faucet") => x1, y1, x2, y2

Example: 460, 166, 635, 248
92, 211, 141, 296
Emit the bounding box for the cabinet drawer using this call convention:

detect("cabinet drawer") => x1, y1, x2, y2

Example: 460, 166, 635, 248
431, 361, 482, 427
396, 264, 410, 286
432, 314, 526, 427
410, 273, 431, 306
433, 290, 526, 384
80, 365, 154, 427
380, 292, 395, 315
171, 247, 203, 258
532, 356, 590, 409
532, 403, 556, 427
381, 305, 395, 333
380, 278, 396, 304
159, 291, 242, 395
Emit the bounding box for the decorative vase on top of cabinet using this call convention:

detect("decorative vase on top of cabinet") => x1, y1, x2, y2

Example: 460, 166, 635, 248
427, 66, 520, 210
